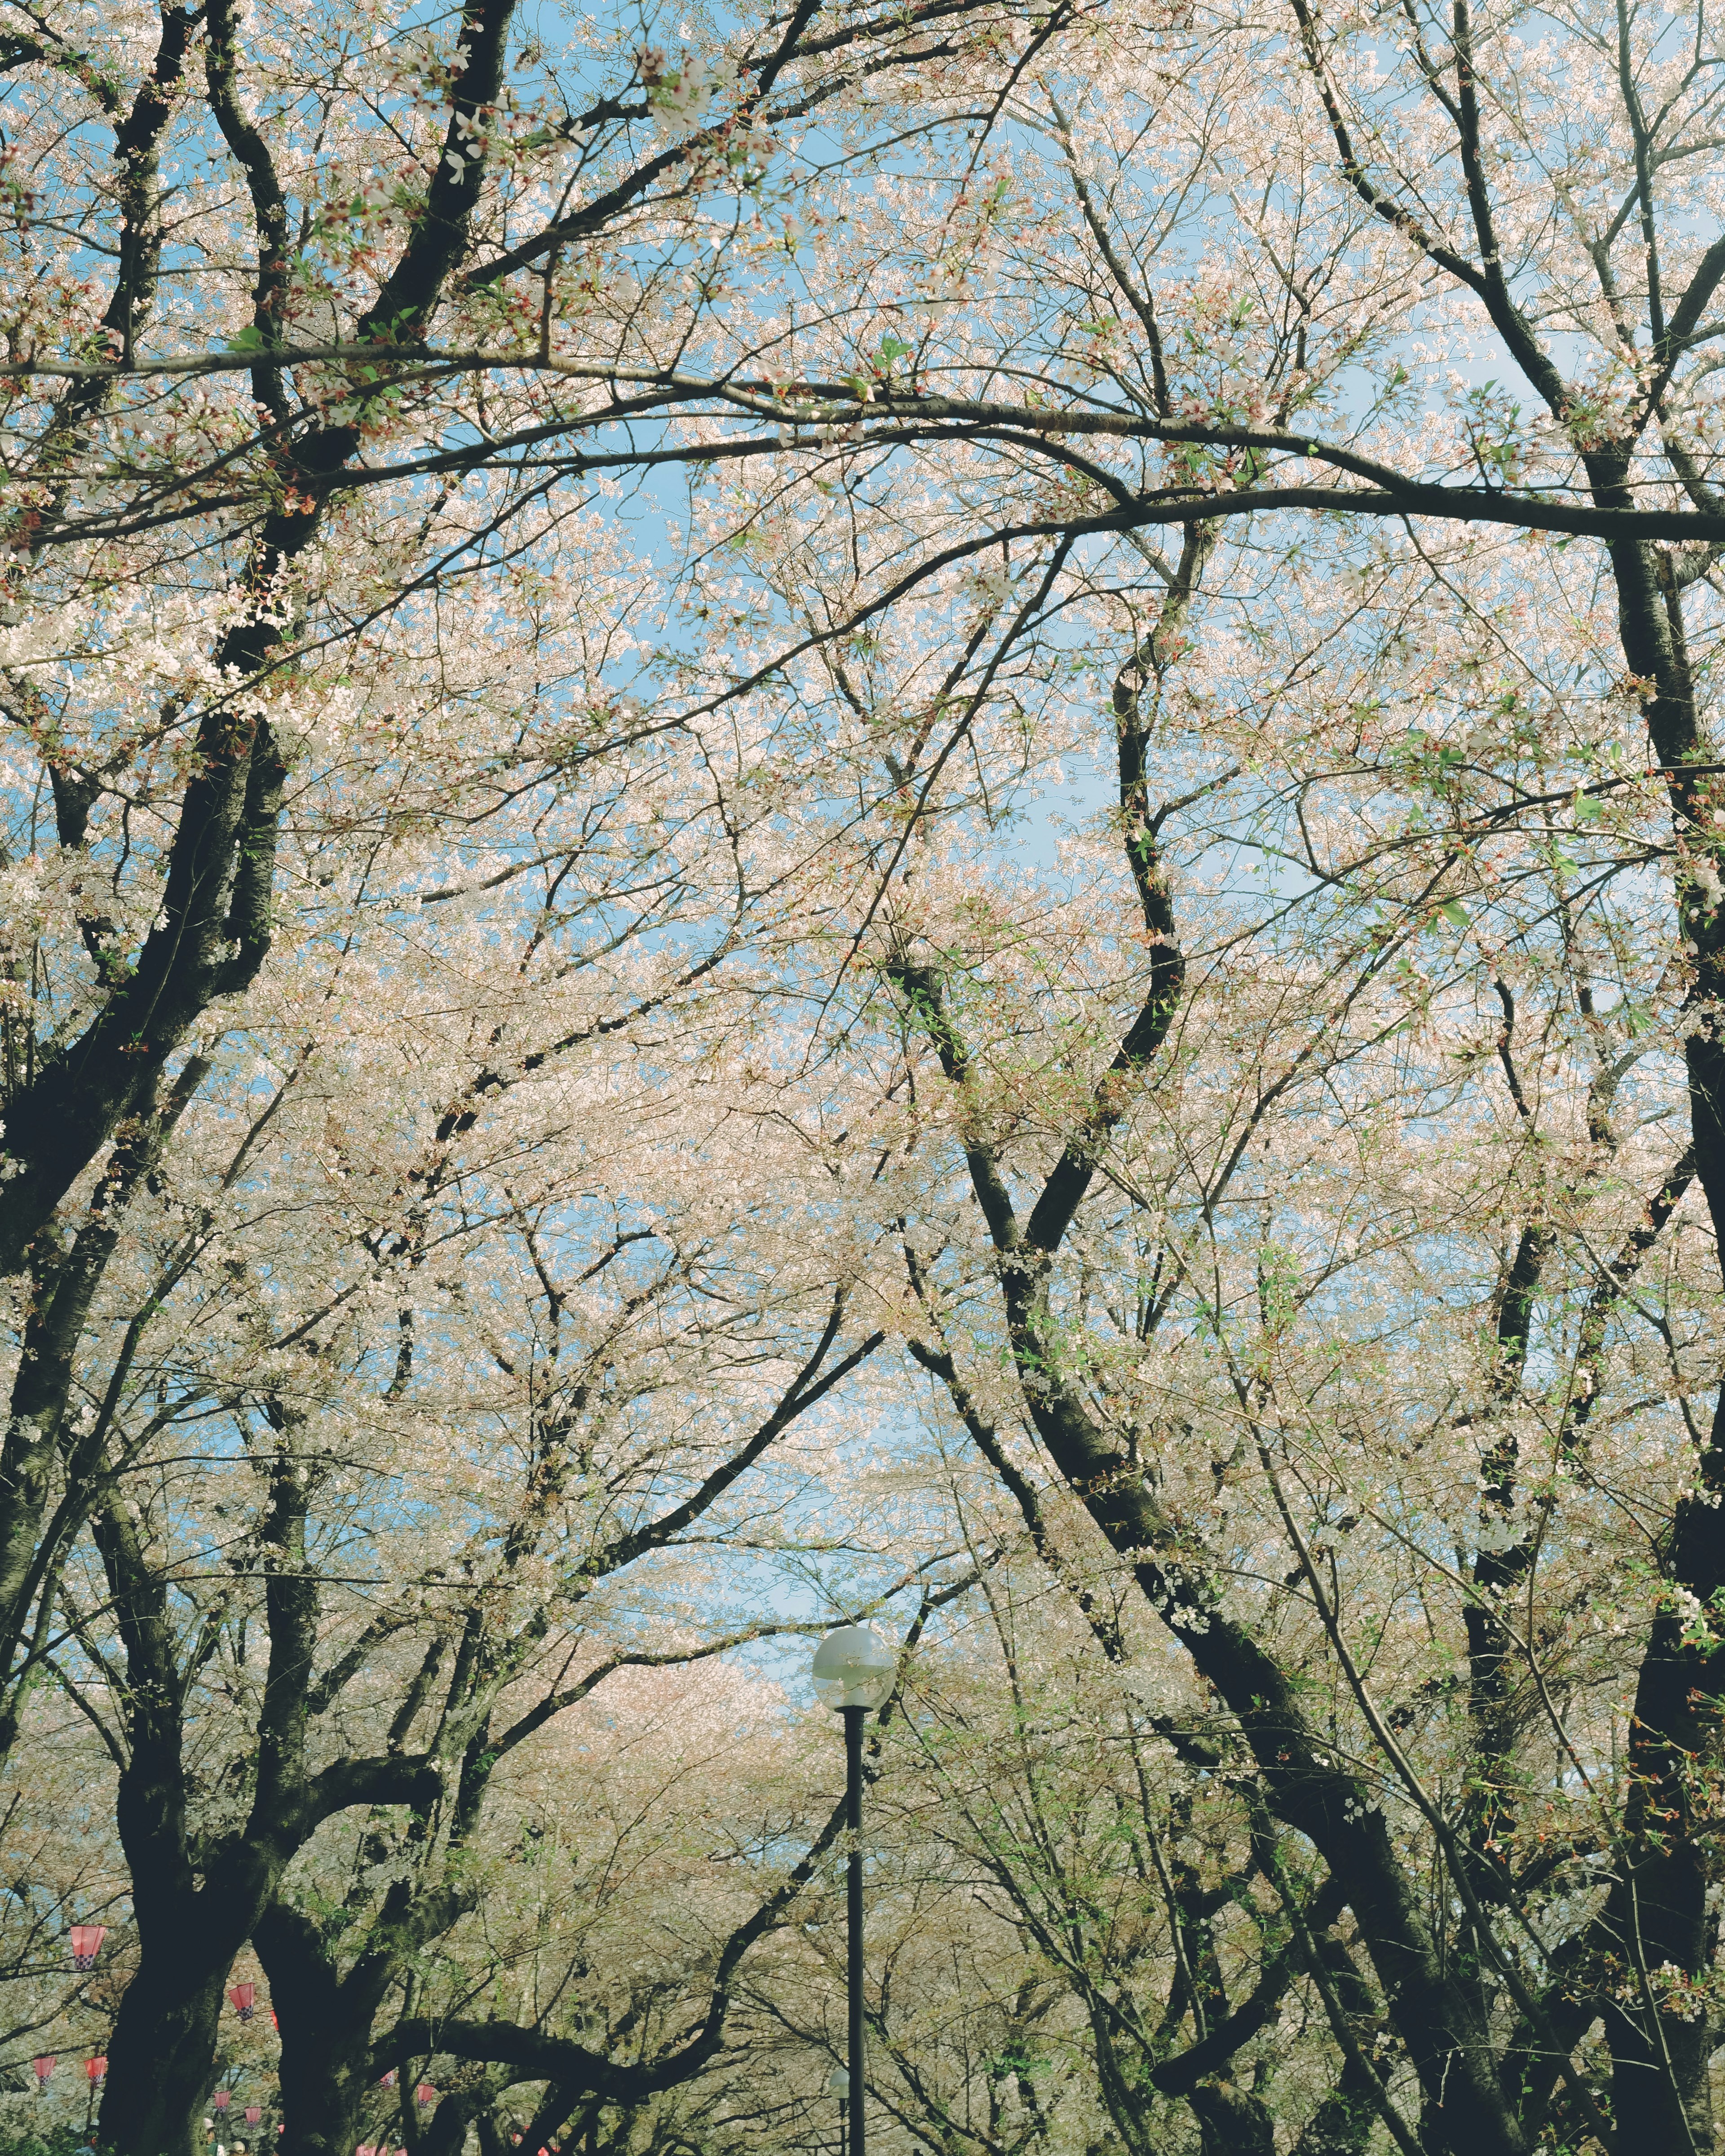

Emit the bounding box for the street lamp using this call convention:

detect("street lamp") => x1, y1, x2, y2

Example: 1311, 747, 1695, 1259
810, 1624, 894, 2156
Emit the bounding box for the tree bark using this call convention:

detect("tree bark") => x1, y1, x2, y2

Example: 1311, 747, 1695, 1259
93, 1438, 439, 2155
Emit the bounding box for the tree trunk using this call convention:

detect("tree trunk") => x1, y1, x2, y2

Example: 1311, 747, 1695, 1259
100, 1955, 237, 2156
1189, 2081, 1275, 2156
92, 1482, 273, 2156
256, 1904, 383, 2156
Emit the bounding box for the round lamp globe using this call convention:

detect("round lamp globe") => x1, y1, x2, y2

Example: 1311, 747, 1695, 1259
811, 1625, 894, 1710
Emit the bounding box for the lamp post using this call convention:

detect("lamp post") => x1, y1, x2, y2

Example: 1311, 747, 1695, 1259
810, 1625, 894, 2156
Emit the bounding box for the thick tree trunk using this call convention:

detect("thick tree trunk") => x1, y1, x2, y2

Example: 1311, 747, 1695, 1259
94, 1692, 286, 2156
90, 1449, 420, 2156
256, 1904, 383, 2156
92, 1472, 275, 2156
1189, 2081, 1275, 2156
99, 1944, 243, 2156
1600, 534, 1725, 2156
1602, 1599, 1721, 2156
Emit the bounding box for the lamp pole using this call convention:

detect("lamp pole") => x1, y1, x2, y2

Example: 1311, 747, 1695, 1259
845, 1701, 864, 2147
811, 1625, 895, 2156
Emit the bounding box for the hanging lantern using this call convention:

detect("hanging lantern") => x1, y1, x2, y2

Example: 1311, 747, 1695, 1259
215, 2090, 232, 2111
70, 1924, 107, 1971
229, 1982, 257, 2020
269, 2012, 279, 2034
245, 2108, 262, 2126
357, 2144, 376, 2155
31, 2057, 53, 2085
415, 2085, 435, 2106
379, 2069, 397, 2088
84, 2058, 106, 2083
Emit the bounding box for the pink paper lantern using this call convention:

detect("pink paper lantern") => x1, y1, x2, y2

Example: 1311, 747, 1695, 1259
229, 1981, 257, 2019
357, 2144, 376, 2156
245, 2108, 262, 2126
215, 2090, 231, 2111
415, 2085, 435, 2105
70, 1924, 107, 1971
379, 2070, 397, 2088
84, 2057, 106, 2083
31, 2056, 53, 2085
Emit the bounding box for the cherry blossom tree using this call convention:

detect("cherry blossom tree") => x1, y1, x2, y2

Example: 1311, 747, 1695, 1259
2, 1, 1725, 2152
0, 0, 1031, 1788
638, 4, 1725, 2144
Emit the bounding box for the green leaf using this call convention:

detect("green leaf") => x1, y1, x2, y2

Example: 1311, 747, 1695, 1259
226, 324, 265, 351
1439, 900, 1469, 928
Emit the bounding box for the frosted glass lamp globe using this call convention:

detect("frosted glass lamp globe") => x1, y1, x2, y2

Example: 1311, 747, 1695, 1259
811, 1624, 894, 1710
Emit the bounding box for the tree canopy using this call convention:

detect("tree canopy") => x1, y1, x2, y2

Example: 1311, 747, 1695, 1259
0, 0, 1723, 2152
